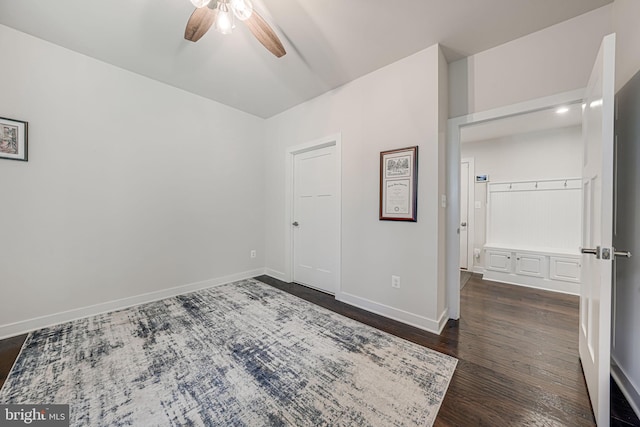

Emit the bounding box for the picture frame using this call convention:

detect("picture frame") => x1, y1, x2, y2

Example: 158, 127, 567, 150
0, 117, 28, 162
379, 146, 418, 221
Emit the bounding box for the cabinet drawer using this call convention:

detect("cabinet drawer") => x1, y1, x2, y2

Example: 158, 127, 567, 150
550, 257, 581, 283
515, 253, 545, 278
485, 250, 512, 272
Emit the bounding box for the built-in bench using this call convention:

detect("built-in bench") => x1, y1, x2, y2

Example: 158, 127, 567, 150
483, 245, 581, 294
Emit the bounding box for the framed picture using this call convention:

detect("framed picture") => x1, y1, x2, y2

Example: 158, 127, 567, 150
380, 146, 418, 221
0, 117, 28, 162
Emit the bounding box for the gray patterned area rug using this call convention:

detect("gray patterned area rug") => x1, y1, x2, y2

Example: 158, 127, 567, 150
0, 279, 457, 426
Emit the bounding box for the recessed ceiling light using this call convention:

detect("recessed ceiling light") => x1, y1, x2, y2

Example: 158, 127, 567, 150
556, 106, 570, 114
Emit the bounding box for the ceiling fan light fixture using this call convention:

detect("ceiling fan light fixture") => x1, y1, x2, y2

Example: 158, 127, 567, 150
230, 0, 253, 21
184, 0, 286, 58
190, 0, 211, 8
214, 0, 235, 35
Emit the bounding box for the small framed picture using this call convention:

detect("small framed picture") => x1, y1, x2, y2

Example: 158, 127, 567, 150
380, 146, 418, 222
0, 117, 28, 162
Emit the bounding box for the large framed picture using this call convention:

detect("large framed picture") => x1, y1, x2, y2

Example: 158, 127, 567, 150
379, 146, 418, 221
0, 117, 28, 162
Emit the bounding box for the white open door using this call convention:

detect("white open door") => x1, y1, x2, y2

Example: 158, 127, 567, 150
459, 161, 469, 270
579, 33, 615, 426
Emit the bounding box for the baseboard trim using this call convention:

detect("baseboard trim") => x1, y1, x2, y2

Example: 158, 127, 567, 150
0, 269, 265, 340
437, 308, 449, 334
264, 268, 287, 282
612, 358, 640, 420
337, 291, 441, 334
482, 271, 579, 295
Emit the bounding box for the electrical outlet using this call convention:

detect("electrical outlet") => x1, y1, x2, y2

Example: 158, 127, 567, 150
391, 275, 400, 289
250, 250, 257, 259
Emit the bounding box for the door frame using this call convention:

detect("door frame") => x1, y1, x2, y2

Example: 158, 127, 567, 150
284, 133, 342, 295
445, 89, 585, 319
460, 157, 475, 271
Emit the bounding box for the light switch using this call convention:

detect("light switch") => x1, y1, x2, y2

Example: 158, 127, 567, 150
441, 195, 447, 208
475, 201, 482, 209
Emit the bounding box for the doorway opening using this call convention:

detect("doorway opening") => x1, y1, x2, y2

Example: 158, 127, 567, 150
446, 89, 586, 319
460, 104, 583, 292
447, 34, 624, 425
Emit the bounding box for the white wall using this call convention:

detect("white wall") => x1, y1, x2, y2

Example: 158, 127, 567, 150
436, 47, 448, 316
264, 45, 449, 333
460, 126, 582, 270
462, 126, 582, 182
449, 5, 613, 118
0, 24, 265, 338
613, 0, 640, 91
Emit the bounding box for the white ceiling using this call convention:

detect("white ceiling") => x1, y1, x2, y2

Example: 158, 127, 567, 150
0, 0, 612, 118
461, 103, 583, 143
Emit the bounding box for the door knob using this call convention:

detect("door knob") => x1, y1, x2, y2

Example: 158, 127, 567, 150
581, 246, 632, 259
292, 221, 299, 227
580, 247, 600, 258
613, 248, 632, 258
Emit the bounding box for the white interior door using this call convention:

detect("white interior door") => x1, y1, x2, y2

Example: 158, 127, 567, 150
460, 161, 470, 269
293, 145, 339, 294
579, 33, 616, 426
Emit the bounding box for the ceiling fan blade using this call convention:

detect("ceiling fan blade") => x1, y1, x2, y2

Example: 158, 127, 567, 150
185, 7, 215, 42
243, 11, 286, 58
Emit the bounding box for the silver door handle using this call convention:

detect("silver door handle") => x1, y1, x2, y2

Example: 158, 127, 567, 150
581, 247, 600, 257
292, 221, 299, 227
461, 222, 467, 227
581, 246, 631, 259
614, 249, 632, 258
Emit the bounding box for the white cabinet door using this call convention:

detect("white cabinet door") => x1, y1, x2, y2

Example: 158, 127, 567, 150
485, 250, 512, 273
550, 257, 581, 283
515, 253, 545, 278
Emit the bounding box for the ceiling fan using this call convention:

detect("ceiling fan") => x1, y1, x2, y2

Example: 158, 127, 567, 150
184, 0, 286, 58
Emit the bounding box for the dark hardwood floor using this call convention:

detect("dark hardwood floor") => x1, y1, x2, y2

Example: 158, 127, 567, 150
254, 274, 640, 426
0, 274, 638, 426
0, 334, 27, 390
